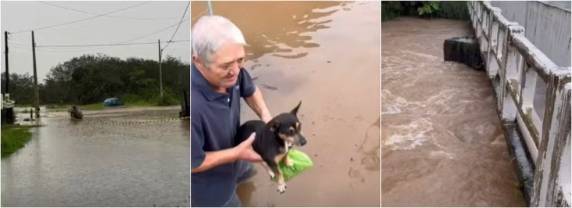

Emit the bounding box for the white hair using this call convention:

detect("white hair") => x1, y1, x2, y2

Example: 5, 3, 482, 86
191, 15, 247, 66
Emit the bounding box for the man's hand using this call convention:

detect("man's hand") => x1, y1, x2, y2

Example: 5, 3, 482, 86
192, 133, 262, 173
234, 133, 262, 162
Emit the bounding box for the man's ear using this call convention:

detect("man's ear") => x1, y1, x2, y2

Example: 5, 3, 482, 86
192, 55, 200, 65
290, 101, 302, 116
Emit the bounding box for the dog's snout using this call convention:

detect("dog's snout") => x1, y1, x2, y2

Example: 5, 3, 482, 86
299, 135, 307, 146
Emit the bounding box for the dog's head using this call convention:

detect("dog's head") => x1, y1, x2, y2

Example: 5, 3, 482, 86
268, 101, 307, 147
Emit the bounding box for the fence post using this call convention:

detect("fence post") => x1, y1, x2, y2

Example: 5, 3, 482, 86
532, 70, 571, 206
500, 25, 525, 122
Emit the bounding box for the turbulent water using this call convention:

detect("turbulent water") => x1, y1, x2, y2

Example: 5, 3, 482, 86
381, 17, 526, 206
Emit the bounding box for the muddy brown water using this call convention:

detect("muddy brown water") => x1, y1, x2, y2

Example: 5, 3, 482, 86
192, 1, 381, 206
381, 17, 526, 206
1, 106, 189, 206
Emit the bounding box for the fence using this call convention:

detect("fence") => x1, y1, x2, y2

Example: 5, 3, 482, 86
468, 1, 571, 206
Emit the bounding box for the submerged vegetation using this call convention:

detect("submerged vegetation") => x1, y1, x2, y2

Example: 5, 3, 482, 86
382, 1, 470, 21
1, 125, 33, 158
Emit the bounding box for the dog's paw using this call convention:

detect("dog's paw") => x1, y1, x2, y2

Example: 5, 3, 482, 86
277, 183, 287, 193
268, 171, 276, 179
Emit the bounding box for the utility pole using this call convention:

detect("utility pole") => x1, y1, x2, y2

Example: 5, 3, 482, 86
207, 0, 213, 15
31, 31, 39, 118
158, 39, 164, 98
4, 31, 9, 96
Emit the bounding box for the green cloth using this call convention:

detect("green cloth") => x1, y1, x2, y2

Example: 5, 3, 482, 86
277, 149, 313, 181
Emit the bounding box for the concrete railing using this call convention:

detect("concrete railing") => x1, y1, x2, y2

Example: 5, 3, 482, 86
468, 1, 571, 206
490, 1, 571, 67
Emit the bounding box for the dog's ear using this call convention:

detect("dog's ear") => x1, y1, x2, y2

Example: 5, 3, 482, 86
290, 101, 302, 116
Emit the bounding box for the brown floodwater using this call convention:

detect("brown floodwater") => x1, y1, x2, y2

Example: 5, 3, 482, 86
192, 1, 381, 206
2, 106, 189, 206
381, 17, 526, 206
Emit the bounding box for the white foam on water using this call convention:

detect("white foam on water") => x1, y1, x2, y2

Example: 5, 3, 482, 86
430, 150, 455, 159
384, 118, 434, 150
381, 90, 410, 115
401, 49, 440, 61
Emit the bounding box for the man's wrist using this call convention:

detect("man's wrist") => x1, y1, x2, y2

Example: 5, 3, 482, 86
229, 146, 240, 161
262, 113, 272, 123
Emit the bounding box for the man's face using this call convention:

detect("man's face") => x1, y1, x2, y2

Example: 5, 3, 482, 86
195, 42, 245, 91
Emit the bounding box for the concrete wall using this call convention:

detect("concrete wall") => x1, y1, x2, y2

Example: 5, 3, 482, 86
491, 1, 571, 67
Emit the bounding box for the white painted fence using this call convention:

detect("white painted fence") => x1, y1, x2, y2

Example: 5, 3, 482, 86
490, 1, 571, 67
468, 1, 571, 206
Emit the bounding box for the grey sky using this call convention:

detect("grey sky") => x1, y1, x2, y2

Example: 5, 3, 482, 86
1, 1, 190, 83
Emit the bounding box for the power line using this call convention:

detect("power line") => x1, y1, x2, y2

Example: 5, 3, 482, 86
37, 40, 189, 48
118, 18, 189, 43
161, 2, 189, 52
39, 1, 180, 21
6, 13, 189, 50
11, 2, 150, 34
38, 41, 154, 48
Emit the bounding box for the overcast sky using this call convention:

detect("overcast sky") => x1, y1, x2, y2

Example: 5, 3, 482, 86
1, 1, 190, 83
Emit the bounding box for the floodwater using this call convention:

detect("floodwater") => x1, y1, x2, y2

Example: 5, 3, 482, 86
1, 106, 190, 206
192, 1, 381, 206
381, 17, 526, 206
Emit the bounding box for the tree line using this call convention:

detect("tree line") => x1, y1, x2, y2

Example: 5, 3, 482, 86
382, 1, 470, 21
1, 54, 190, 106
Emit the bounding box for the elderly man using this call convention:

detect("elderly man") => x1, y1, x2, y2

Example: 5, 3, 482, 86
191, 15, 272, 206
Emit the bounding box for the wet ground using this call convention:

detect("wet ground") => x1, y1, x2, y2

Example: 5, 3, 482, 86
381, 17, 526, 206
1, 106, 189, 206
192, 1, 381, 206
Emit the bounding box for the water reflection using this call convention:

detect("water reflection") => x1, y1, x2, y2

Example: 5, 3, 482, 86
2, 107, 189, 206
191, 1, 343, 60
193, 1, 381, 206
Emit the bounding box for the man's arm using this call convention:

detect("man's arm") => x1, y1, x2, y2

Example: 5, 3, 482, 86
191, 133, 261, 173
245, 87, 272, 123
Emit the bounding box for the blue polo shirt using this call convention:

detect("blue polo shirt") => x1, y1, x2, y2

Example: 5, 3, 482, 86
191, 64, 256, 207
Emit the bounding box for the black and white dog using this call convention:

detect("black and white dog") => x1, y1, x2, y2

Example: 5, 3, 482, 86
235, 102, 307, 193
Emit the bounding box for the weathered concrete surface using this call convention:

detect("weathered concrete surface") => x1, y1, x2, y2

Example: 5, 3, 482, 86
491, 1, 571, 67
381, 17, 526, 206
504, 122, 535, 203
192, 1, 381, 206
532, 82, 571, 206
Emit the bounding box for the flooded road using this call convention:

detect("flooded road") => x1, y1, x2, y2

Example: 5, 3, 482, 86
1, 106, 189, 206
381, 17, 526, 206
192, 1, 381, 206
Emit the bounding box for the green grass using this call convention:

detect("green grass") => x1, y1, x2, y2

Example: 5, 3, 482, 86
122, 93, 179, 107
43, 93, 180, 112
123, 99, 157, 107
80, 103, 106, 110
46, 100, 176, 112
1, 125, 33, 158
